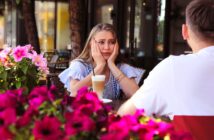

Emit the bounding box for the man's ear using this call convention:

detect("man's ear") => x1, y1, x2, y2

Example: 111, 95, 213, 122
182, 24, 189, 40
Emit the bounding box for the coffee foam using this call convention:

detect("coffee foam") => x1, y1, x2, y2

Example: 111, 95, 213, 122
92, 75, 105, 81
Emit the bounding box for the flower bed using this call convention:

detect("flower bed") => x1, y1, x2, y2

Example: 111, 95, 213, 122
0, 86, 192, 140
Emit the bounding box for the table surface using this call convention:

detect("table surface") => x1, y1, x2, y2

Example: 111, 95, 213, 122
107, 99, 127, 112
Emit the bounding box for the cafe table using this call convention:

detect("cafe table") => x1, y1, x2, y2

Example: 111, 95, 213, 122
106, 98, 127, 112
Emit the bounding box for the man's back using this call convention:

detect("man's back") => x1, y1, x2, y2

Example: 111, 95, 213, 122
169, 46, 214, 115
131, 46, 214, 118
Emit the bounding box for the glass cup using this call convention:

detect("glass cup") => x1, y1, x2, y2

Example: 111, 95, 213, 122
91, 75, 105, 99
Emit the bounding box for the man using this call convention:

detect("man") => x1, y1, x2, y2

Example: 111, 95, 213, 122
118, 0, 214, 120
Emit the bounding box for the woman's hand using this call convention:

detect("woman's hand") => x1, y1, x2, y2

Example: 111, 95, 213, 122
91, 39, 106, 67
107, 41, 119, 65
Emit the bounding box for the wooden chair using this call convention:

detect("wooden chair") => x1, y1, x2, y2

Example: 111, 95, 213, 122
47, 54, 69, 93
172, 115, 214, 140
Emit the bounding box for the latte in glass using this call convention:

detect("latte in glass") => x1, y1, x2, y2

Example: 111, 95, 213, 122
91, 75, 105, 99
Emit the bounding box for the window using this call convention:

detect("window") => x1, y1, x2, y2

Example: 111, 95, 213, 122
56, 2, 70, 51
156, 0, 166, 59
0, 15, 4, 48
35, 1, 70, 53
3, 1, 17, 48
94, 0, 114, 24
35, 1, 55, 52
134, 0, 144, 57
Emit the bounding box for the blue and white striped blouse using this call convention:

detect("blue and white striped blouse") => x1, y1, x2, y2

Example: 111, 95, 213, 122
59, 59, 144, 99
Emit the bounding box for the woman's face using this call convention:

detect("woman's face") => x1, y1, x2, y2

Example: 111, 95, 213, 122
93, 31, 116, 60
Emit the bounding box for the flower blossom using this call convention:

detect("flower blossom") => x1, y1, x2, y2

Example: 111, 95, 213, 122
0, 108, 16, 127
30, 50, 49, 74
65, 111, 96, 136
0, 127, 14, 140
0, 47, 11, 67
16, 106, 38, 128
0, 92, 17, 111
28, 86, 54, 109
72, 88, 103, 115
32, 116, 62, 140
11, 45, 29, 62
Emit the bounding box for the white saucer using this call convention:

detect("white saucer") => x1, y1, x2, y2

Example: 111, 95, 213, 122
101, 98, 112, 103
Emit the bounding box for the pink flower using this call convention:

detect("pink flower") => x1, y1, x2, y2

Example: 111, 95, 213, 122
0, 127, 14, 140
77, 86, 89, 96
0, 92, 17, 111
0, 108, 16, 127
101, 132, 130, 140
12, 45, 29, 62
4, 88, 26, 104
30, 50, 49, 74
107, 119, 130, 138
23, 44, 33, 51
72, 90, 103, 114
16, 106, 38, 128
0, 47, 13, 67
0, 56, 8, 66
32, 116, 62, 140
134, 109, 145, 118
62, 94, 74, 106
155, 121, 173, 137
102, 117, 131, 139
104, 115, 144, 140
28, 86, 54, 109
65, 111, 96, 136
47, 85, 57, 100
0, 46, 11, 57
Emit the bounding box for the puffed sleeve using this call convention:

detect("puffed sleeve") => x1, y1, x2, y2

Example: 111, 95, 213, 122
58, 60, 88, 92
119, 63, 145, 84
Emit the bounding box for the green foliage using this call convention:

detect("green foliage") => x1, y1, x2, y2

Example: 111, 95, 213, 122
0, 57, 41, 94
0, 45, 48, 94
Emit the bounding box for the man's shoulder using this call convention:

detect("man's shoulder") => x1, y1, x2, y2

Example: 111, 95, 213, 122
151, 54, 189, 73
164, 54, 194, 63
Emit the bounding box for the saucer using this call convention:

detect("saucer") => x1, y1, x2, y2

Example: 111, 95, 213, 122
101, 98, 112, 103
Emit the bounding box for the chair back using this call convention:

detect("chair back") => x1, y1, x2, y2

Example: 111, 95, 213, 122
172, 115, 214, 140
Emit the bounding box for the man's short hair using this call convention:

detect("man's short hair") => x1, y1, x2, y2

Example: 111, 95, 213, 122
186, 0, 214, 43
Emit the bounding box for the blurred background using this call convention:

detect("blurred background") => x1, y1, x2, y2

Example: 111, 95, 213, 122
0, 0, 192, 72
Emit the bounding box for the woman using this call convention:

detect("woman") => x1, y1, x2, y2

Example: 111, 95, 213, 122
59, 23, 144, 100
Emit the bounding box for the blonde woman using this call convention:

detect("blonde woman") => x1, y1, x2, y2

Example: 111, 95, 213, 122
59, 23, 144, 100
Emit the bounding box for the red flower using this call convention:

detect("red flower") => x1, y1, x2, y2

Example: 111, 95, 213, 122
4, 88, 25, 103
65, 111, 96, 136
32, 116, 62, 140
0, 127, 14, 140
16, 106, 38, 128
72, 91, 103, 114
0, 108, 16, 127
101, 132, 129, 140
0, 92, 17, 111
77, 86, 89, 96
28, 86, 54, 109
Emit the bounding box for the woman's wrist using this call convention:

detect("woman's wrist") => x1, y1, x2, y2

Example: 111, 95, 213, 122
94, 64, 105, 74
107, 61, 115, 68
115, 72, 125, 82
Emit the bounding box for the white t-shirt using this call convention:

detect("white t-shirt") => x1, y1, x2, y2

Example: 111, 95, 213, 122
131, 46, 214, 119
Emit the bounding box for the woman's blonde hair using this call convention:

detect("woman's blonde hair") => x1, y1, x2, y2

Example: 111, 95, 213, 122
77, 23, 123, 64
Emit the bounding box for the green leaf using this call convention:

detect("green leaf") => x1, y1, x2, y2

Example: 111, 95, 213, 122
15, 81, 22, 88
16, 0, 21, 5
21, 65, 28, 74
53, 99, 63, 106
21, 76, 26, 81
0, 71, 7, 80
